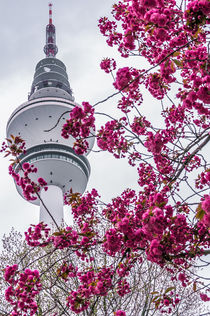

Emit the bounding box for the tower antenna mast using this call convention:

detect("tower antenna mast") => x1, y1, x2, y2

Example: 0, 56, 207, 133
44, 2, 58, 57
49, 2, 53, 24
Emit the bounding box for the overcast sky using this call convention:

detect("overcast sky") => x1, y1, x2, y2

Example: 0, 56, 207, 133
0, 0, 145, 239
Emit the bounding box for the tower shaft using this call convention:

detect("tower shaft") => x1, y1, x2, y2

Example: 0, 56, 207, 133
40, 185, 63, 227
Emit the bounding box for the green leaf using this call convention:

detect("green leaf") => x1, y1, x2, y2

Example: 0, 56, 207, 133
152, 295, 160, 302
174, 59, 182, 67
173, 51, 180, 57
170, 61, 176, 72
6, 138, 12, 144
53, 231, 62, 236
4, 152, 10, 158
165, 286, 175, 294
155, 298, 161, 309
196, 204, 205, 220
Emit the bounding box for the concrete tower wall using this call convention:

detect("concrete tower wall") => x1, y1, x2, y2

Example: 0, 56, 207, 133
40, 185, 63, 227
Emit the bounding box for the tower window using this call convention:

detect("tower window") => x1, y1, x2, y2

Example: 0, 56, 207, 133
56, 83, 62, 89
44, 67, 51, 72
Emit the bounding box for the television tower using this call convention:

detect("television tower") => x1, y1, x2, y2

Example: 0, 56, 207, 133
6, 4, 94, 227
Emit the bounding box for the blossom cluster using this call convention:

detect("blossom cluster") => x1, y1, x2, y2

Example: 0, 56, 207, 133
66, 267, 114, 313
61, 102, 95, 154
97, 119, 131, 158
100, 57, 116, 73
201, 195, 210, 228
114, 67, 143, 112
1, 136, 48, 201
4, 266, 41, 315
0, 135, 26, 157
9, 162, 47, 201
25, 222, 51, 247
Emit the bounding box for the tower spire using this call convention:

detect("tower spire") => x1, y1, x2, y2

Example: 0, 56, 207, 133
44, 3, 58, 57
49, 2, 53, 24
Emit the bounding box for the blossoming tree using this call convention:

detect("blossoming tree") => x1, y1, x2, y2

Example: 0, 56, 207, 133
1, 0, 210, 315
0, 229, 208, 315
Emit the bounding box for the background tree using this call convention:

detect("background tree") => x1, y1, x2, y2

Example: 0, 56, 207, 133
0, 228, 209, 316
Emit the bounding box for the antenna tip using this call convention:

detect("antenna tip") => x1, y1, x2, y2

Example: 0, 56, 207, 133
49, 2, 53, 24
